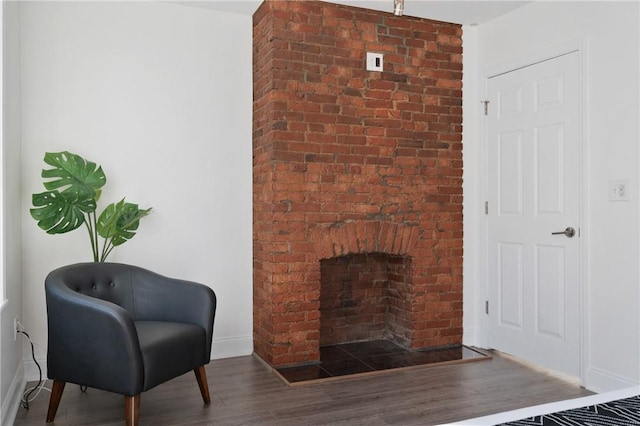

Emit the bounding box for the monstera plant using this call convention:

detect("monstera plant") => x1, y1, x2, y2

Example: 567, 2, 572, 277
30, 151, 152, 262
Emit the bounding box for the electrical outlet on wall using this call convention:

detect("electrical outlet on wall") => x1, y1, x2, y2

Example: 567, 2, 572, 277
609, 179, 630, 201
366, 52, 383, 72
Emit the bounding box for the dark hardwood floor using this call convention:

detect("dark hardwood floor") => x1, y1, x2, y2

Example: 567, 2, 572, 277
13, 351, 593, 425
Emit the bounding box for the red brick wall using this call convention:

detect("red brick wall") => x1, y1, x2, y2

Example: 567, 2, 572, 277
253, 0, 463, 367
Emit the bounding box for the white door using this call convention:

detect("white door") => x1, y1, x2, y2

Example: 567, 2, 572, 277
487, 51, 581, 377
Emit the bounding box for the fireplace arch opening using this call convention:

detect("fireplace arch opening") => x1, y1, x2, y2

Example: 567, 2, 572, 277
320, 253, 413, 348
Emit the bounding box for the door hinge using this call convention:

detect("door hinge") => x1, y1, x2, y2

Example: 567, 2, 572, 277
482, 100, 490, 116
485, 300, 489, 314
484, 201, 489, 215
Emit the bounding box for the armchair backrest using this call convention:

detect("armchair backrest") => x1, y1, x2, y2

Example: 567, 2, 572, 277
49, 262, 137, 314
46, 263, 217, 333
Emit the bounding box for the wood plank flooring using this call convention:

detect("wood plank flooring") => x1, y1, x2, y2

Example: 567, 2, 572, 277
13, 351, 593, 425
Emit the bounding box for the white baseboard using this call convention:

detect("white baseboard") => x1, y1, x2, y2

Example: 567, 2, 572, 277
211, 335, 253, 360
462, 326, 485, 348
21, 335, 253, 384
2, 359, 26, 426
585, 365, 639, 393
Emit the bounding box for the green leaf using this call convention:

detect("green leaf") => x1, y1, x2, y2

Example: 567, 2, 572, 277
30, 150, 152, 261
41, 151, 106, 202
30, 190, 96, 234
97, 199, 152, 246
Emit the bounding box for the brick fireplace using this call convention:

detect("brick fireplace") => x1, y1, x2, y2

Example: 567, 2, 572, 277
253, 0, 463, 368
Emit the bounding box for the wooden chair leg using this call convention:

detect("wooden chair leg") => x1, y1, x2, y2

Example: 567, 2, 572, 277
46, 380, 66, 423
125, 394, 140, 426
194, 365, 211, 404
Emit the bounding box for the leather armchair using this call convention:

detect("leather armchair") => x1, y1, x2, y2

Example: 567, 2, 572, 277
44, 262, 217, 426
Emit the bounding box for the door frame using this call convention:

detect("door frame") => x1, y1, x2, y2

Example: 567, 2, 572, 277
478, 39, 590, 384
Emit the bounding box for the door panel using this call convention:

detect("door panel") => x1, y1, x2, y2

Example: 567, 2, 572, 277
498, 242, 524, 328
535, 124, 564, 214
536, 244, 565, 338
498, 132, 523, 215
487, 51, 581, 377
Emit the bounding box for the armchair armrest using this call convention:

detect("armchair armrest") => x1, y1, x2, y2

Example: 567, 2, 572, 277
45, 280, 145, 396
129, 268, 217, 360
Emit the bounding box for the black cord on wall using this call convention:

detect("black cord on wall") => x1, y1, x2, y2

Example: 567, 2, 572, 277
17, 329, 44, 410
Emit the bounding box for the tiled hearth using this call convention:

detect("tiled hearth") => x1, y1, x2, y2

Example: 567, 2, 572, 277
275, 341, 489, 385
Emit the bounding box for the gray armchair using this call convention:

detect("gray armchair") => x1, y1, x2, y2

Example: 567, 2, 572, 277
44, 262, 217, 426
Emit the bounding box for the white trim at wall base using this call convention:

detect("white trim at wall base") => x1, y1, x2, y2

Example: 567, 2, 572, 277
2, 359, 26, 426
462, 326, 482, 348
211, 335, 253, 360
585, 365, 640, 393
23, 335, 255, 382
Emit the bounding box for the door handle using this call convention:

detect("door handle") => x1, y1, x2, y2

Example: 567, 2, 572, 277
551, 227, 575, 238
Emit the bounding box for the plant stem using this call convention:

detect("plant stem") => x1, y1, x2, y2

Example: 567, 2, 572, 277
100, 237, 112, 263
92, 211, 100, 261
101, 241, 115, 262
84, 214, 99, 262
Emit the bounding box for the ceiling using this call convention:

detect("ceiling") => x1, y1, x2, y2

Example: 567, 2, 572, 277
323, 0, 530, 25
174, 0, 532, 25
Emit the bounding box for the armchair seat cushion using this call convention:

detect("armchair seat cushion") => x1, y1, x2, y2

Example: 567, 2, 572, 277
135, 321, 207, 391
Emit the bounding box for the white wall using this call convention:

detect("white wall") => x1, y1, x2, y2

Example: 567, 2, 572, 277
463, 1, 640, 392
1, 1, 26, 423
461, 24, 483, 348
19, 1, 253, 378
14, 0, 639, 403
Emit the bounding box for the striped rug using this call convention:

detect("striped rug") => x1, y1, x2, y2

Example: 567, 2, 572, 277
500, 395, 640, 425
